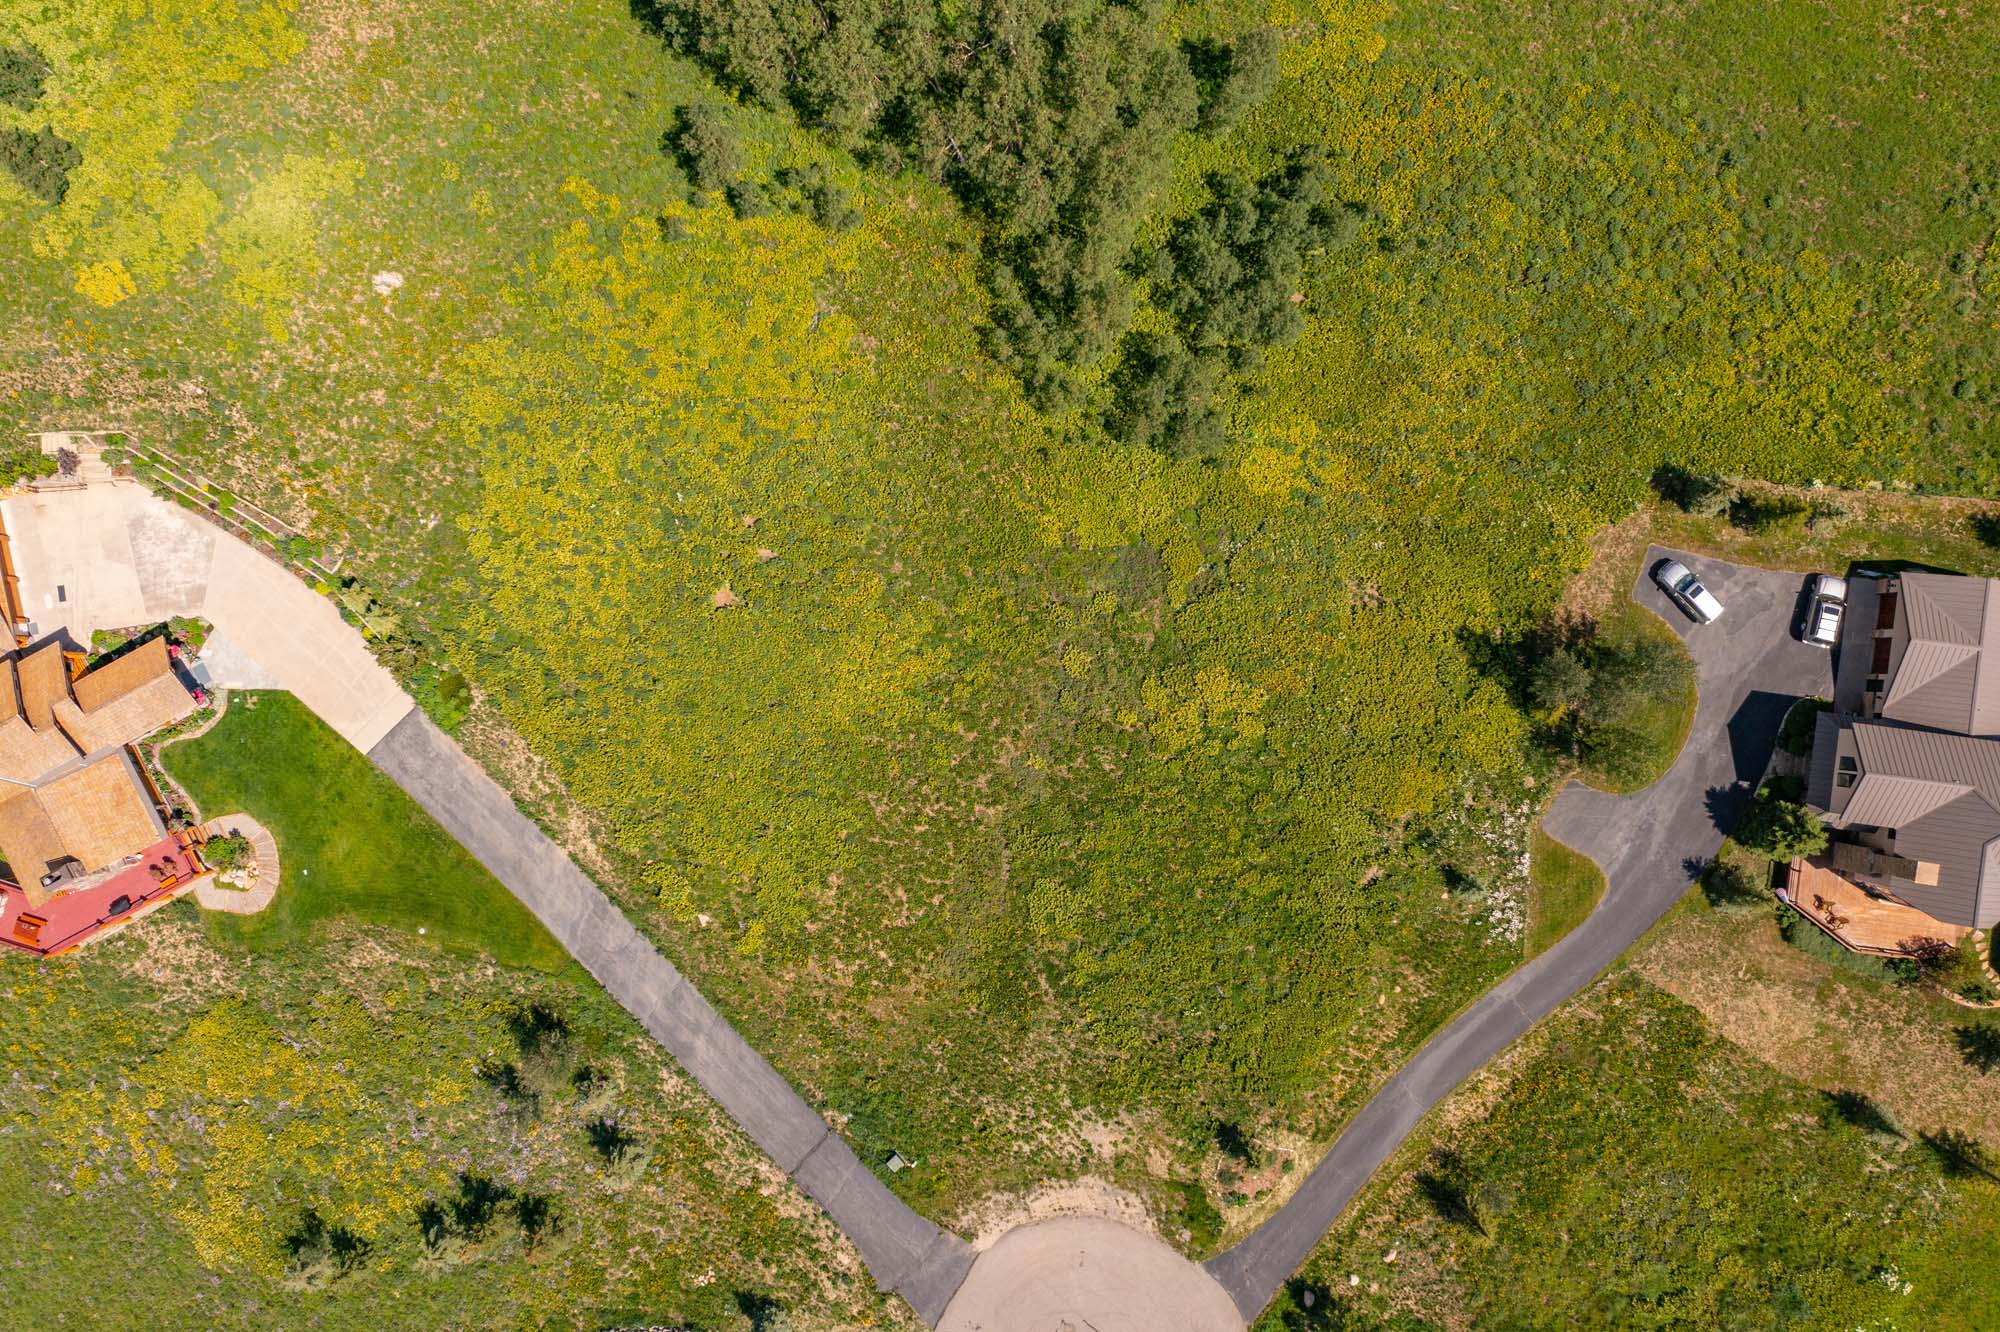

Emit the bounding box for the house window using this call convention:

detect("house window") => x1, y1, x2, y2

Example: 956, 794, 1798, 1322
1871, 637, 1893, 674
1835, 755, 1858, 789
1876, 590, 1898, 630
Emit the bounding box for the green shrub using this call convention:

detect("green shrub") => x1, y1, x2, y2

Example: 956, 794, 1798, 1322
1777, 698, 1831, 756
1170, 1178, 1222, 1252
1184, 27, 1280, 135
804, 179, 860, 232
1729, 492, 1814, 534
1104, 330, 1223, 458
0, 447, 57, 485
0, 42, 48, 111
0, 124, 80, 205
1651, 464, 1735, 517
724, 178, 769, 219
1735, 786, 1828, 860
202, 832, 254, 873
665, 103, 739, 194
411, 662, 472, 734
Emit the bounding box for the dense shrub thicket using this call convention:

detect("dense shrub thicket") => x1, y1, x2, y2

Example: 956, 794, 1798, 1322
1110, 156, 1361, 456
0, 124, 78, 204
633, 0, 1278, 405
0, 41, 48, 110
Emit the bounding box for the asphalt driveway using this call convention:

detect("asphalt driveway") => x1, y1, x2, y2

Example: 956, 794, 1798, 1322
1204, 547, 1834, 1321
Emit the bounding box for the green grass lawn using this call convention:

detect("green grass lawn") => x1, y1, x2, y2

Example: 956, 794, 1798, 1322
1524, 827, 1605, 958
163, 691, 568, 972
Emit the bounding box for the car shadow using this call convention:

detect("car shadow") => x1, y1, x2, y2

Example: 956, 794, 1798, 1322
1786, 576, 1817, 645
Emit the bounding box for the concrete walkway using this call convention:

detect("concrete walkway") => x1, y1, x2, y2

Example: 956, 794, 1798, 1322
1204, 548, 1832, 1321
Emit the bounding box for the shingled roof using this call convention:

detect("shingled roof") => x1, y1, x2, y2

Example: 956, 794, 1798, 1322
57, 638, 193, 755
0, 752, 167, 906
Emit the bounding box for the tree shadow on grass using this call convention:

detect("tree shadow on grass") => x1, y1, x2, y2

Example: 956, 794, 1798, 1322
1689, 854, 1768, 910
281, 1206, 369, 1288
1954, 1022, 2000, 1075
585, 1116, 639, 1164
734, 1292, 783, 1332
1820, 1089, 1903, 1141
1920, 1127, 1998, 1182
448, 1171, 510, 1238
1414, 1148, 1485, 1237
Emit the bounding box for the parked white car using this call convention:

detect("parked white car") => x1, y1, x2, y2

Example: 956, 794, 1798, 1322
1653, 559, 1725, 624
1805, 573, 1847, 648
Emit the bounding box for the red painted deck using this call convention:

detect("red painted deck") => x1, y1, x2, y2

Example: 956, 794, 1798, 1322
0, 835, 201, 956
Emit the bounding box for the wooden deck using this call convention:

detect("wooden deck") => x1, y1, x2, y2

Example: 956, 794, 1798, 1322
1782, 858, 1969, 956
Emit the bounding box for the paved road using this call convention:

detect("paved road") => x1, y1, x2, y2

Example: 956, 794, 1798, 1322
1204, 548, 1832, 1321
938, 1217, 1243, 1332
368, 711, 976, 1323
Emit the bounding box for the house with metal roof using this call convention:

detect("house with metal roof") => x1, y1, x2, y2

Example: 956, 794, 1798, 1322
0, 634, 209, 956
1830, 571, 2000, 735
1798, 571, 2000, 954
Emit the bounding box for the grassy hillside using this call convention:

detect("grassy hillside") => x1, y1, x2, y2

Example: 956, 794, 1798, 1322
1390, 0, 2000, 492
1264, 968, 2000, 1332
0, 891, 896, 1332
1259, 899, 2000, 1332
1, 0, 1994, 1240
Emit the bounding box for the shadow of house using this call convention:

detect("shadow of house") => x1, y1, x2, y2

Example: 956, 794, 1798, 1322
1726, 689, 1801, 787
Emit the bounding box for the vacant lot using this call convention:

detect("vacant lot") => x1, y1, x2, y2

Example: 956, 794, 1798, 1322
2, 848, 893, 1330
3, 0, 1997, 1245
1265, 956, 2000, 1332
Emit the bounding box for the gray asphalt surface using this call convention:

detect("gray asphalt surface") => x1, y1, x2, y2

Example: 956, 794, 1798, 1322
1203, 547, 1833, 1322
367, 710, 975, 1325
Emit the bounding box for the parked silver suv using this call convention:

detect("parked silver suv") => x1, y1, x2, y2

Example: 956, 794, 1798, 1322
1653, 559, 1725, 624
1804, 573, 1847, 648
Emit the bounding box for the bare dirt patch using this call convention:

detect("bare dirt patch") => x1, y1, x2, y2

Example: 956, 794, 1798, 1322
459, 706, 619, 881
114, 913, 239, 1007
953, 1175, 1158, 1250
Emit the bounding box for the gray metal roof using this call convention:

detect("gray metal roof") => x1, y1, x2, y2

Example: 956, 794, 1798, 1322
1877, 573, 2000, 735
1817, 716, 2000, 927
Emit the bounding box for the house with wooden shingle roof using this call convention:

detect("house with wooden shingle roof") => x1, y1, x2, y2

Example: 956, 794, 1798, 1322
0, 635, 207, 956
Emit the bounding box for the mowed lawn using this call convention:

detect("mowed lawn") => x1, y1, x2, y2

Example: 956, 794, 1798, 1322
1524, 827, 1606, 958
164, 691, 567, 971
